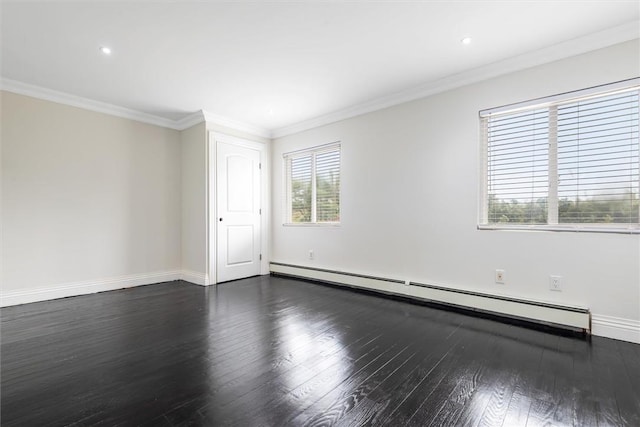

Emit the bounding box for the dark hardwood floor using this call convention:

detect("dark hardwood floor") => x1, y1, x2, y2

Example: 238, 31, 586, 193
1, 276, 639, 426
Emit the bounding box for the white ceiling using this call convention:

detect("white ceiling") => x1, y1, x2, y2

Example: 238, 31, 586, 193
1, 1, 639, 136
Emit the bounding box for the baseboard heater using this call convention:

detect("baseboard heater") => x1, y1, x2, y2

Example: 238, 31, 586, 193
270, 262, 590, 333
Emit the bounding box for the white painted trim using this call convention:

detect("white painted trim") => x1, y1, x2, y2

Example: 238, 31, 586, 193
208, 132, 270, 284
272, 21, 640, 138
203, 110, 272, 139
0, 270, 181, 307
180, 270, 209, 286
175, 111, 207, 130
270, 263, 590, 331
206, 131, 215, 286
592, 314, 640, 344
0, 79, 271, 136
479, 78, 640, 117
211, 132, 268, 150
0, 78, 180, 129
3, 21, 636, 140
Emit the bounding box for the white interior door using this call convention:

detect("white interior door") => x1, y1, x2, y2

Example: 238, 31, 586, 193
216, 141, 261, 283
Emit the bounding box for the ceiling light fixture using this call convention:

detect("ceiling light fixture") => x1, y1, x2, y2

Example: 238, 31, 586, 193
461, 37, 472, 45
99, 46, 112, 55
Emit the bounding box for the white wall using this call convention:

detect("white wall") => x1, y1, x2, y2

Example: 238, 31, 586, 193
2, 40, 638, 341
271, 40, 640, 342
180, 122, 208, 284
1, 91, 182, 304
1, 94, 271, 300
180, 122, 271, 286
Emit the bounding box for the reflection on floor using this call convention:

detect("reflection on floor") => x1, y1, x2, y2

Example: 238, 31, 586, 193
1, 275, 639, 426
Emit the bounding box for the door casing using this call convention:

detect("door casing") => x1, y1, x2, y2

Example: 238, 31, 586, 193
207, 131, 269, 286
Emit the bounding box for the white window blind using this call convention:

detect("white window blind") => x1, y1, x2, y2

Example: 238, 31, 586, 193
289, 154, 313, 222
480, 79, 639, 233
485, 108, 550, 224
557, 91, 639, 224
315, 149, 341, 222
284, 143, 341, 224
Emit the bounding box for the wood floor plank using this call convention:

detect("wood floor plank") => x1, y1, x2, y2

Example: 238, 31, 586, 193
404, 323, 498, 427
336, 324, 464, 426
204, 314, 415, 426
2, 275, 639, 426
500, 385, 533, 427
409, 359, 485, 427
525, 398, 556, 427
476, 370, 519, 427
381, 350, 464, 425
200, 323, 389, 423
295, 344, 416, 426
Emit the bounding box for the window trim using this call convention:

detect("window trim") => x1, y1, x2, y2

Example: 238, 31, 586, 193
478, 78, 640, 234
283, 141, 341, 226
477, 224, 640, 235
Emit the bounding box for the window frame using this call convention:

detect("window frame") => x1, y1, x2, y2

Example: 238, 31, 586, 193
478, 78, 640, 234
283, 142, 341, 226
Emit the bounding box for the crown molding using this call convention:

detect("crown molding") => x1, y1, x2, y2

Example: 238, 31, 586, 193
271, 20, 640, 139
175, 110, 272, 138
0, 78, 183, 129
3, 20, 637, 140
174, 111, 207, 130
0, 78, 270, 136
202, 110, 272, 139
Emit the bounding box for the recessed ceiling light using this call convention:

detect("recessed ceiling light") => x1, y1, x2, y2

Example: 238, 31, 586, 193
461, 37, 472, 45
99, 46, 112, 55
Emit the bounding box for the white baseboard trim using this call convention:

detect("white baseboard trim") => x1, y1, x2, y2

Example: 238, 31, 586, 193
591, 314, 640, 344
0, 270, 182, 307
180, 270, 209, 286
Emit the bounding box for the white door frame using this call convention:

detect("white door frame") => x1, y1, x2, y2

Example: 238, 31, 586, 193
206, 131, 269, 285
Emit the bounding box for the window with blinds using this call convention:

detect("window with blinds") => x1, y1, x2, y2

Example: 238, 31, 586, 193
480, 79, 639, 233
284, 143, 341, 224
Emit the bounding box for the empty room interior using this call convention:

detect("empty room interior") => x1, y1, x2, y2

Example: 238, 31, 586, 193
1, 1, 640, 426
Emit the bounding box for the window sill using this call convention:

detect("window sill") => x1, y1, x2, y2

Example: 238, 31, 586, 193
478, 224, 640, 235
283, 222, 341, 227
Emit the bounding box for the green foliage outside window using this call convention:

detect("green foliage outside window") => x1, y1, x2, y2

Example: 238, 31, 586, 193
487, 196, 547, 224
291, 174, 340, 223
291, 180, 311, 222
287, 145, 341, 224
316, 171, 340, 222
558, 194, 639, 223
488, 193, 639, 224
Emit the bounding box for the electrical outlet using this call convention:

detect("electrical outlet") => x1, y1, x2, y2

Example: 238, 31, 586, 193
550, 275, 562, 291
308, 250, 314, 260
495, 269, 505, 284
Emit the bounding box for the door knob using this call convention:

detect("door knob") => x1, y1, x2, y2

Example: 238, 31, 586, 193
219, 218, 223, 222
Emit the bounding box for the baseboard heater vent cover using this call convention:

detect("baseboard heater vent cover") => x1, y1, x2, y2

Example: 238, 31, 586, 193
269, 262, 590, 333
